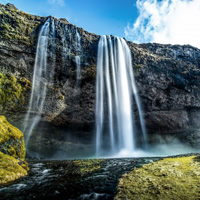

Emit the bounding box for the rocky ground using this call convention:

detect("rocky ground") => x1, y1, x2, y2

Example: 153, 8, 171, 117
0, 157, 159, 200
1, 154, 199, 200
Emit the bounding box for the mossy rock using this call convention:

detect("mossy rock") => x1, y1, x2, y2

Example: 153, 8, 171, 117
115, 155, 200, 200
0, 72, 31, 111
0, 116, 25, 160
74, 159, 103, 175
0, 3, 42, 46
0, 152, 28, 184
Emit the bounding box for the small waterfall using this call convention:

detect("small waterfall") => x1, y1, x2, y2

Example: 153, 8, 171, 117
75, 27, 81, 51
75, 55, 81, 87
50, 19, 56, 81
96, 35, 147, 156
62, 25, 72, 58
23, 18, 55, 148
75, 28, 82, 88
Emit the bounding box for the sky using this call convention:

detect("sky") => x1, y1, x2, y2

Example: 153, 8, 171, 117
1, 0, 200, 48
125, 0, 200, 48
0, 0, 138, 38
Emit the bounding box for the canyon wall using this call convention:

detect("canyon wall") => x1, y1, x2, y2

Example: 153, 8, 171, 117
1, 3, 200, 155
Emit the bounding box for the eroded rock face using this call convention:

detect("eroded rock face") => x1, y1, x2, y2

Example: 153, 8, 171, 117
130, 42, 200, 135
0, 3, 200, 150
0, 3, 99, 128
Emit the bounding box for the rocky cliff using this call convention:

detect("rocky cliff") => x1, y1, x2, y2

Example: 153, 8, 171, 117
0, 3, 200, 157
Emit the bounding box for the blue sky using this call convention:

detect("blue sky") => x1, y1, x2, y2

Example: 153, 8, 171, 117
0, 0, 138, 38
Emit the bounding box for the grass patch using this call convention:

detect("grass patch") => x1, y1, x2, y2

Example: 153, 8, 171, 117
115, 155, 200, 200
0, 152, 28, 184
74, 159, 103, 175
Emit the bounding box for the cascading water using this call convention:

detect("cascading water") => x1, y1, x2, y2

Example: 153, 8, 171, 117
23, 18, 55, 148
75, 28, 82, 88
96, 35, 147, 156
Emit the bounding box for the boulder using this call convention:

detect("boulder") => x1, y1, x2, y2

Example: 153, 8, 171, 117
0, 115, 28, 184
0, 116, 25, 159
0, 152, 28, 184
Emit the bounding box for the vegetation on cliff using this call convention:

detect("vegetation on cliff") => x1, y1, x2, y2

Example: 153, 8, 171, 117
0, 72, 31, 111
0, 3, 42, 45
0, 116, 28, 185
115, 155, 200, 200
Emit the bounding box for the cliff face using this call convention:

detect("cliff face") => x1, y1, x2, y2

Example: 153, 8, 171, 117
0, 3, 200, 154
130, 43, 200, 132
0, 3, 99, 127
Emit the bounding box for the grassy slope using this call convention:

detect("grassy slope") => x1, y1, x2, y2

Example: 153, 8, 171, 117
115, 155, 200, 200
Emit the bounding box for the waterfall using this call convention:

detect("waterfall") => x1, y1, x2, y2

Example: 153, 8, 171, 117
23, 18, 55, 148
96, 35, 147, 156
75, 28, 82, 88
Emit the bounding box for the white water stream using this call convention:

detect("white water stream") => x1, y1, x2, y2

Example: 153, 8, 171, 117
96, 35, 147, 156
23, 18, 55, 148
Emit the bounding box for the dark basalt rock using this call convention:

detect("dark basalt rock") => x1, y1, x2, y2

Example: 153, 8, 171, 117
0, 3, 200, 153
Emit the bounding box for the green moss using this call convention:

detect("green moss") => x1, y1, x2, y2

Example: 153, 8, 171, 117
74, 159, 103, 175
0, 152, 28, 184
0, 115, 28, 185
135, 64, 143, 68
1, 23, 11, 31
4, 34, 12, 40
59, 94, 65, 100
115, 156, 200, 200
0, 72, 31, 110
0, 116, 25, 160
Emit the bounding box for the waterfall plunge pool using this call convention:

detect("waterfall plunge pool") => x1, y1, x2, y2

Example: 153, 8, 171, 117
0, 157, 160, 200
1, 152, 199, 200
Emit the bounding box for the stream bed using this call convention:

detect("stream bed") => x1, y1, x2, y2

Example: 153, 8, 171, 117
0, 157, 160, 200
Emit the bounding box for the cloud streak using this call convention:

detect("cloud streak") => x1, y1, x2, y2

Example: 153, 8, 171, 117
125, 0, 200, 48
48, 0, 64, 6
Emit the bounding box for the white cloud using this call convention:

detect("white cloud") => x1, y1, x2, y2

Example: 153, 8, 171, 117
125, 0, 200, 48
48, 0, 64, 6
